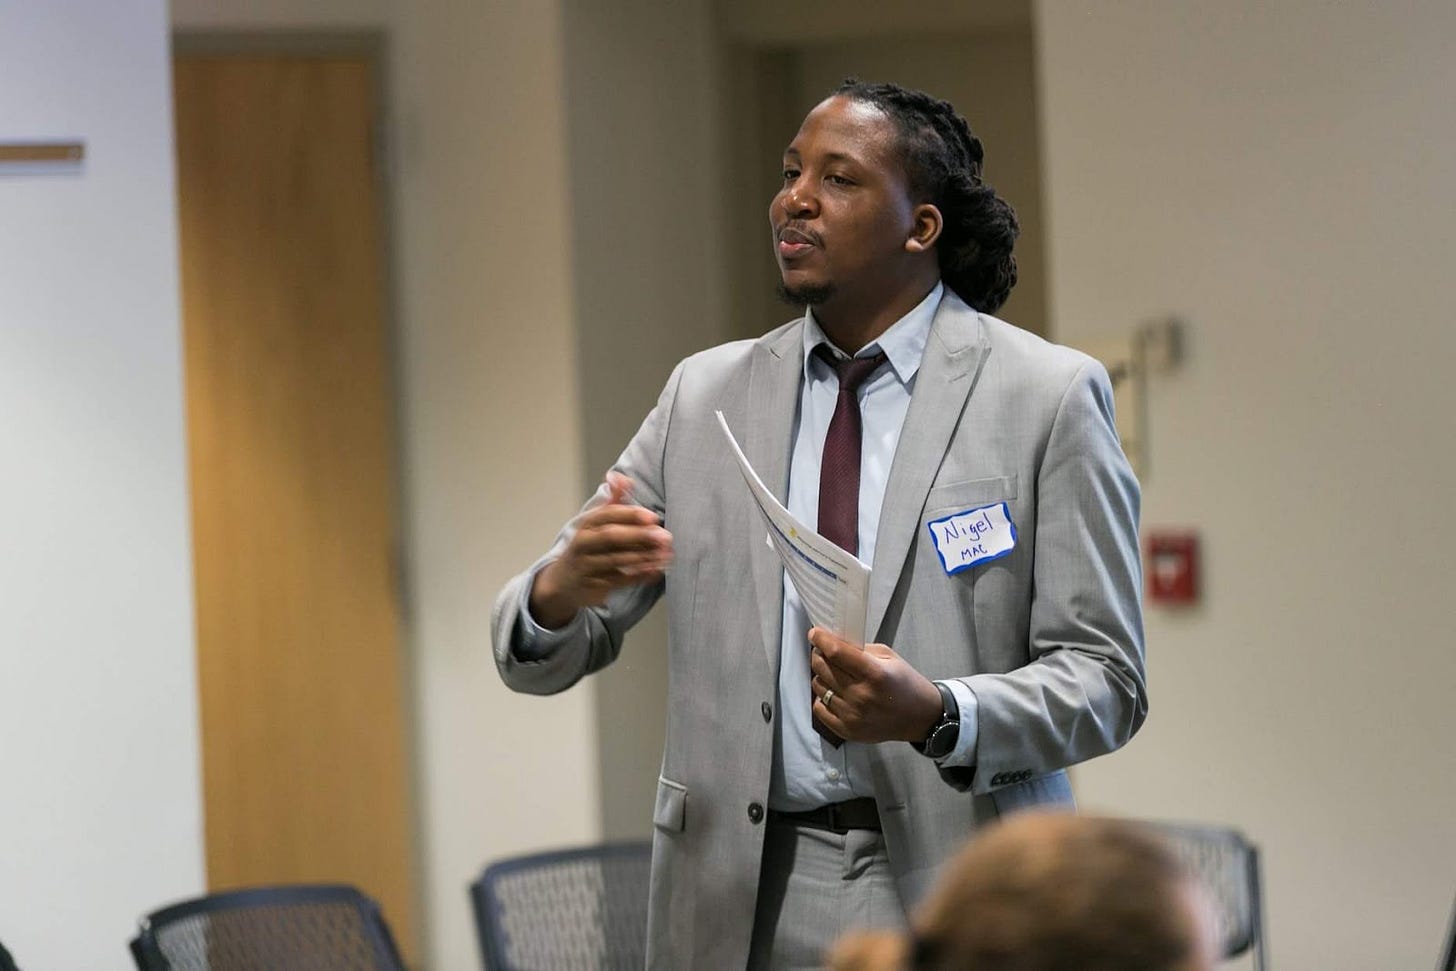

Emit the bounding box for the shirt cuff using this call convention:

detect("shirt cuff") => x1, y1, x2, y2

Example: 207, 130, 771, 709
933, 678, 979, 768
512, 564, 587, 661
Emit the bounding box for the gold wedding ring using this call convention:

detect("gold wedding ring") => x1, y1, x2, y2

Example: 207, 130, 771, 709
821, 689, 835, 708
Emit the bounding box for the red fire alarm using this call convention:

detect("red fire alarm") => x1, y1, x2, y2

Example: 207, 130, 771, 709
1146, 531, 1199, 605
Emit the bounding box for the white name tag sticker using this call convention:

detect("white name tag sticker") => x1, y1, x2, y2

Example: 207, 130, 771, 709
927, 502, 1017, 575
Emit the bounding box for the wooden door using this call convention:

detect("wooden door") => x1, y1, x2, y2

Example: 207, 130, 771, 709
173, 51, 417, 962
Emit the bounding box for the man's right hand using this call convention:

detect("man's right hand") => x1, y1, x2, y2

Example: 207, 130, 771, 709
528, 471, 674, 630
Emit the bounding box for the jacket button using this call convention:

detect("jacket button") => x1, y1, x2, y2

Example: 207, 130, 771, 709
761, 702, 773, 722
747, 802, 764, 824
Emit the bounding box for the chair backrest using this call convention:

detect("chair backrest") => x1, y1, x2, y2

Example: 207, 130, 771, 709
0, 936, 19, 971
1149, 821, 1267, 971
469, 840, 652, 971
129, 883, 406, 971
1438, 890, 1456, 971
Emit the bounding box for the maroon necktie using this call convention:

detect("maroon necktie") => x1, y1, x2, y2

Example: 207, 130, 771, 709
810, 344, 889, 746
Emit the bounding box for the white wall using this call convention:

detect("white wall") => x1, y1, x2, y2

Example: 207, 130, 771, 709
1035, 2, 1456, 967
0, 2, 204, 967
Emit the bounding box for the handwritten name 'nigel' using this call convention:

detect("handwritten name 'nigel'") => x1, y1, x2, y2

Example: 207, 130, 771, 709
940, 510, 996, 557
927, 502, 1017, 574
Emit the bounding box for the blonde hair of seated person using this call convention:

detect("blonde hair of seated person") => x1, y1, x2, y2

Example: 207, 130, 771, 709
827, 812, 1220, 971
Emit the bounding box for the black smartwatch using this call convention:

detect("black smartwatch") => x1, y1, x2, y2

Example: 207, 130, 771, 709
914, 681, 960, 760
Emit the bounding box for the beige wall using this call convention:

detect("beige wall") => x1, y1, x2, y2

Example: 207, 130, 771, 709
561, 0, 729, 839
718, 0, 1030, 44
170, 0, 728, 964
171, 0, 390, 27
718, 2, 1044, 344
1036, 1, 1456, 967
171, 2, 599, 968
791, 33, 1048, 334
0, 2, 204, 966
389, 6, 602, 970
121, 2, 1456, 968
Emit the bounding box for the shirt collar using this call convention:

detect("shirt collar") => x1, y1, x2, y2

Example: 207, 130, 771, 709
802, 281, 942, 386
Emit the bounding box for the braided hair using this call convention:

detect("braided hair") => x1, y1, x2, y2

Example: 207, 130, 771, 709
834, 78, 1019, 314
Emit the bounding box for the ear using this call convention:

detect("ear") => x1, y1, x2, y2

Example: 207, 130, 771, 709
905, 203, 943, 254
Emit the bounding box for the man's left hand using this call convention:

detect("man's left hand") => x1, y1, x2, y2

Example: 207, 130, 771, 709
808, 627, 943, 744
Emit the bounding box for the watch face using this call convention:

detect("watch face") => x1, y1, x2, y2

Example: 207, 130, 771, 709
925, 721, 957, 759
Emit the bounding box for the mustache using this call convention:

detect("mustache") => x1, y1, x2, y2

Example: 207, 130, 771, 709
776, 223, 822, 247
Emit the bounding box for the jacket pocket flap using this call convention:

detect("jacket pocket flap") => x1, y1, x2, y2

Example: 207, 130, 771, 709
653, 775, 688, 833
925, 474, 1017, 517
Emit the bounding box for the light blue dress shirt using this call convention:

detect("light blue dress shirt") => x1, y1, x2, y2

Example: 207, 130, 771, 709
770, 281, 978, 810
516, 281, 980, 811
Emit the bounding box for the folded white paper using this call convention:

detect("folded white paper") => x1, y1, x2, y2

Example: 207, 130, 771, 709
716, 411, 870, 644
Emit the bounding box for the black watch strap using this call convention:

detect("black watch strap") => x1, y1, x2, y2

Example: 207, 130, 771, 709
914, 681, 960, 759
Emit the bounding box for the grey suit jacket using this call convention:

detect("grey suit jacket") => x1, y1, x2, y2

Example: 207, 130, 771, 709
492, 291, 1146, 968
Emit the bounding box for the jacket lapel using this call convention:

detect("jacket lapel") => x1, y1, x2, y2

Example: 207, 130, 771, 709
744, 322, 804, 670
866, 296, 990, 641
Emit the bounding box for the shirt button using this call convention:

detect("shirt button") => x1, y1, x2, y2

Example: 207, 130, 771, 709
761, 701, 773, 722
827, 768, 841, 781
747, 802, 764, 824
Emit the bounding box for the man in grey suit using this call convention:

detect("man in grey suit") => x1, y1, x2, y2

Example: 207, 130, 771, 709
493, 80, 1146, 969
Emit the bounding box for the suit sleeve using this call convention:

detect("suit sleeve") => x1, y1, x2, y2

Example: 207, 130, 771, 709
490, 361, 685, 696
940, 359, 1147, 794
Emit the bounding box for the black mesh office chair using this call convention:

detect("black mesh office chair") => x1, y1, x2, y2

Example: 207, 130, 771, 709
129, 883, 406, 971
469, 841, 652, 971
1438, 890, 1456, 971
1150, 821, 1267, 970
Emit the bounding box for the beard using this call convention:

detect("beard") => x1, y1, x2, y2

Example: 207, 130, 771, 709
777, 280, 837, 307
